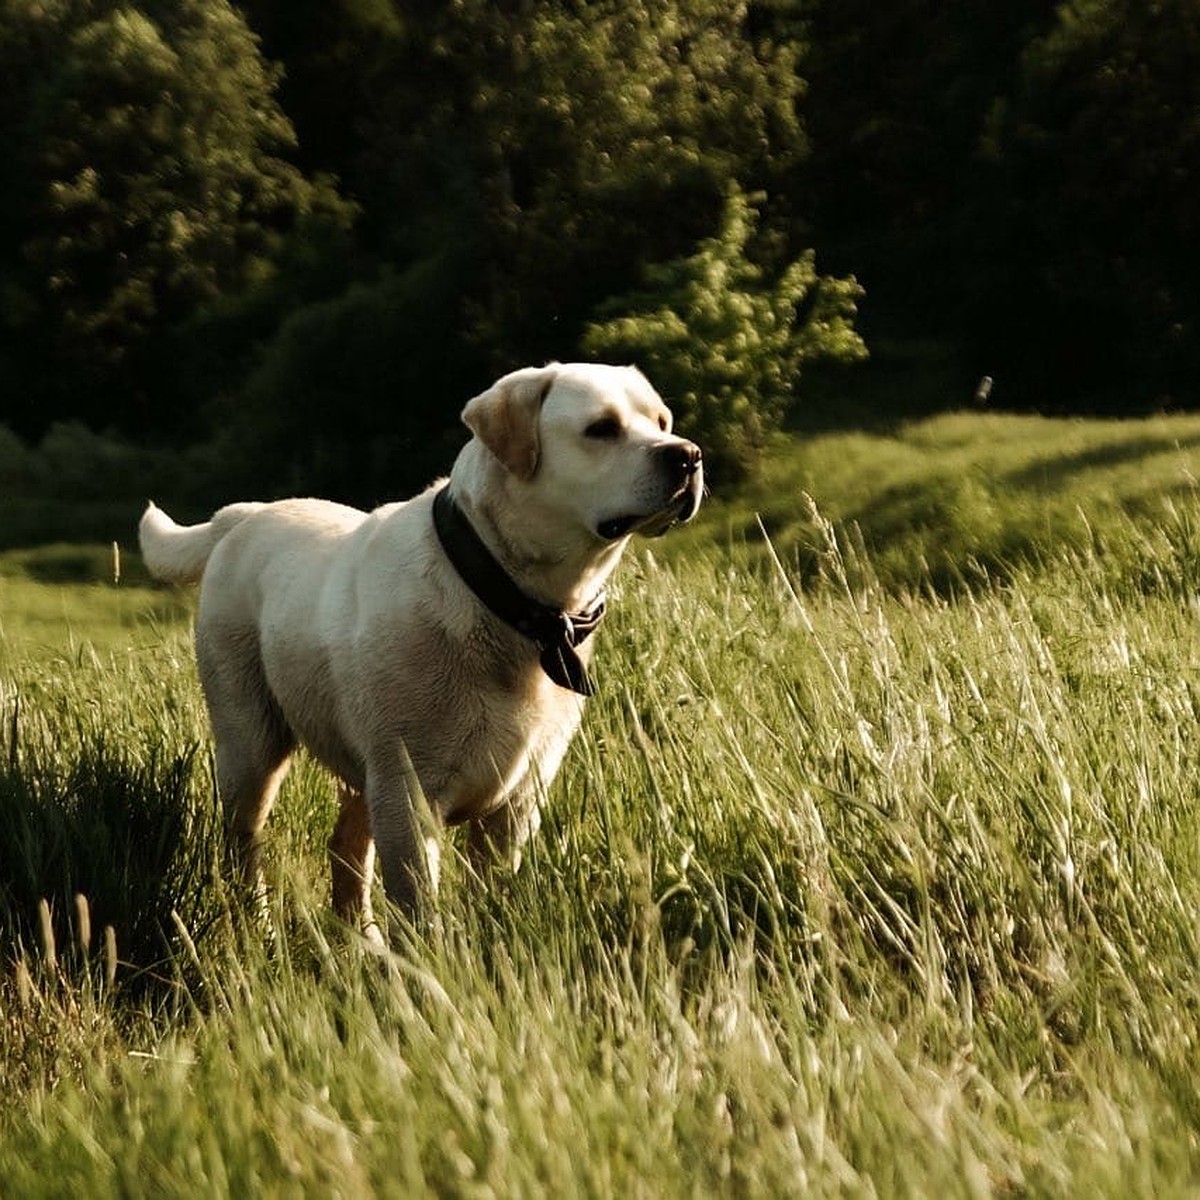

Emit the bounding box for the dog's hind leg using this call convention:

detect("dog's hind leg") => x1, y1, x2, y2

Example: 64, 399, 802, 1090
199, 644, 295, 902
212, 728, 294, 904
329, 784, 381, 943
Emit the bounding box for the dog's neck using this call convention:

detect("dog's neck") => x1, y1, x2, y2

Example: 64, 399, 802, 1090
448, 447, 628, 613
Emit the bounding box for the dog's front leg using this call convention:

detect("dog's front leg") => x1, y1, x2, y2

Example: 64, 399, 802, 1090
365, 746, 442, 925
467, 790, 542, 878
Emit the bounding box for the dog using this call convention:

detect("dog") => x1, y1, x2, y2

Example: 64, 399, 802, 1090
138, 362, 703, 931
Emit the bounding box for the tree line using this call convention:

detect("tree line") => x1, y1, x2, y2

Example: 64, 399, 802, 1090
1, 0, 1197, 520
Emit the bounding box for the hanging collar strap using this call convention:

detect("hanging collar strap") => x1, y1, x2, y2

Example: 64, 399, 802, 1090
432, 485, 605, 696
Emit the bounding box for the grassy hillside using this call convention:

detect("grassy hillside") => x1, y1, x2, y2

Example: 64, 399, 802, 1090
5, 411, 1200, 1194
0, 543, 189, 657
677, 409, 1200, 592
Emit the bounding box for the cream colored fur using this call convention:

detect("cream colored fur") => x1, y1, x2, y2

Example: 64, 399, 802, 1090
138, 362, 703, 931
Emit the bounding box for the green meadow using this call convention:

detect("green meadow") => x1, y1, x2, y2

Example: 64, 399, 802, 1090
6, 411, 1200, 1196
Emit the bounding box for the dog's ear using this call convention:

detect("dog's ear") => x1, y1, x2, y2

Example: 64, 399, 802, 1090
461, 365, 557, 480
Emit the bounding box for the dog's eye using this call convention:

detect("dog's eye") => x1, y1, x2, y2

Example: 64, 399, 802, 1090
585, 416, 622, 440
657, 414, 669, 432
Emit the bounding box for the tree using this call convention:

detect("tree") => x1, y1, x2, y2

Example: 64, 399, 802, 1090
0, 0, 351, 437
791, 0, 1053, 413
357, 0, 811, 371
236, 0, 406, 214
584, 187, 865, 479
974, 0, 1200, 409
219, 1, 834, 500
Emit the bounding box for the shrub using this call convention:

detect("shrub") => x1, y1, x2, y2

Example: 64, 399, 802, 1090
583, 187, 866, 480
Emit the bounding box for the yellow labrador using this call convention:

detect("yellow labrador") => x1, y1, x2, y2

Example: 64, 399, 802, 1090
139, 363, 703, 930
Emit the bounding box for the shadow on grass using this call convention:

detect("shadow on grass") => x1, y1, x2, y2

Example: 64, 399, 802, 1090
0, 724, 223, 995
999, 431, 1200, 493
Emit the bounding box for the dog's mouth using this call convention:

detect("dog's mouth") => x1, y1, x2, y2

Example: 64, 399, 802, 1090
597, 488, 702, 541
597, 514, 640, 540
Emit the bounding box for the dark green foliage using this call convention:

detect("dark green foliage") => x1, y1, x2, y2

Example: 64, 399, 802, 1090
200, 0, 824, 504
0, 419, 219, 547
799, 0, 1200, 414
0, 0, 352, 437
340, 0, 808, 366
215, 263, 478, 505
585, 187, 866, 479
793, 0, 1054, 413
2, 0, 1200, 533
974, 0, 1200, 409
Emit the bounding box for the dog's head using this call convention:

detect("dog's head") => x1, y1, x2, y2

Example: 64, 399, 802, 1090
461, 362, 704, 543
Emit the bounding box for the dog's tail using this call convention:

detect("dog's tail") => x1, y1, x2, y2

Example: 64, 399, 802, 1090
138, 501, 266, 585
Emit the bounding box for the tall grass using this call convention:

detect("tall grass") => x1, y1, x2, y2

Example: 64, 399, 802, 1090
5, 414, 1200, 1193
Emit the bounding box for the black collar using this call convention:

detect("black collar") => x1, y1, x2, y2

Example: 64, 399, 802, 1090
432, 485, 605, 696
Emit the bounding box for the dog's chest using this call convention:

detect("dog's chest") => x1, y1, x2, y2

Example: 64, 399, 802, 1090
302, 600, 587, 820
431, 671, 583, 824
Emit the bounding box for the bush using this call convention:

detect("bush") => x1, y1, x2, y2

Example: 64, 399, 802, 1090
584, 187, 866, 480
216, 262, 479, 507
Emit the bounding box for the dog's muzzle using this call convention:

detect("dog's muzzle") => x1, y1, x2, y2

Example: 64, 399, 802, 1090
663, 440, 704, 524
659, 439, 703, 485
596, 440, 704, 540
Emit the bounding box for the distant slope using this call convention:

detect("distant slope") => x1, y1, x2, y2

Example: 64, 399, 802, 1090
668, 410, 1200, 591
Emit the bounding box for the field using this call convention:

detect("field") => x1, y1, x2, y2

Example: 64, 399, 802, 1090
5, 411, 1200, 1196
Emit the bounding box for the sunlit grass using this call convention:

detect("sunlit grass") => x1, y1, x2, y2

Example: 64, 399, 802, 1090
5, 412, 1200, 1192
0, 543, 190, 664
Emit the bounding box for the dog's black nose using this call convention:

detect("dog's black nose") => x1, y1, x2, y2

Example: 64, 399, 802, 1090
660, 441, 702, 478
